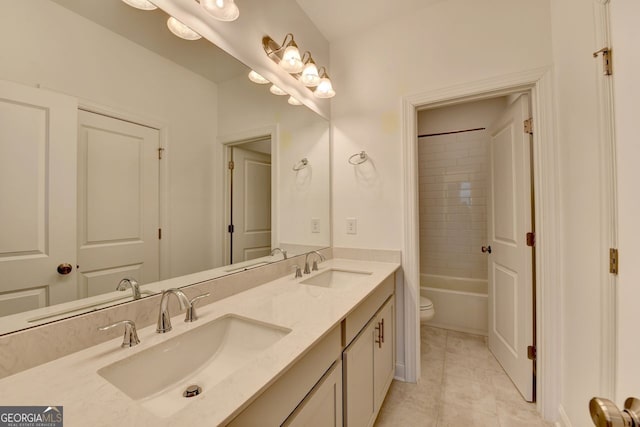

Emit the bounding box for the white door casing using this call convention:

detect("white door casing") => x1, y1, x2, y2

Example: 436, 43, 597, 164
0, 81, 78, 315
229, 146, 271, 263
487, 94, 534, 401
77, 110, 160, 297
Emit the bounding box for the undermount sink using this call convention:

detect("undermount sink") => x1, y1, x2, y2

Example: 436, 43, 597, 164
98, 314, 291, 418
300, 268, 372, 288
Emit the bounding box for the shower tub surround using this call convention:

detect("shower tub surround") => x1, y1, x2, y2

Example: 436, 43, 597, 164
0, 256, 399, 426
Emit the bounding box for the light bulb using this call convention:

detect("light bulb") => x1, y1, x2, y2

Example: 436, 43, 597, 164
167, 17, 201, 40
280, 43, 304, 73
270, 85, 287, 96
288, 96, 303, 106
121, 0, 157, 10
300, 61, 320, 87
200, 0, 239, 22
314, 74, 335, 99
248, 70, 269, 84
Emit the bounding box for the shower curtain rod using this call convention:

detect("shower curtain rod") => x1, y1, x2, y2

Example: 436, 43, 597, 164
418, 127, 486, 138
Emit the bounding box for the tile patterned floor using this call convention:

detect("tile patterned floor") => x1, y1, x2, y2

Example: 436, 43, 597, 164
374, 326, 553, 427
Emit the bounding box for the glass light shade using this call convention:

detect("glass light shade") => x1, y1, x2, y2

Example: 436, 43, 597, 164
167, 17, 201, 40
121, 0, 157, 10
300, 62, 320, 87
269, 84, 288, 96
288, 96, 303, 106
314, 76, 336, 98
200, 0, 239, 22
280, 45, 304, 73
248, 70, 269, 84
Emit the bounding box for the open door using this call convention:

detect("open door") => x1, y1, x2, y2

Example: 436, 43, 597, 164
486, 94, 535, 401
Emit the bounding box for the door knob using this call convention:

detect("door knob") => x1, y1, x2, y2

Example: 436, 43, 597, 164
57, 263, 73, 275
481, 246, 492, 254
589, 397, 640, 427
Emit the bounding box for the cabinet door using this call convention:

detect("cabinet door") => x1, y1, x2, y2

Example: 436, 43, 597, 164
284, 360, 342, 427
374, 297, 395, 409
343, 320, 376, 427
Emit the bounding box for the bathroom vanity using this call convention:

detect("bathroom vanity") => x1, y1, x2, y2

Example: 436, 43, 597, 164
0, 258, 399, 426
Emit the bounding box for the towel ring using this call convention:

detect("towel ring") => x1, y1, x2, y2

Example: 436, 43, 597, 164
292, 158, 308, 171
348, 151, 368, 165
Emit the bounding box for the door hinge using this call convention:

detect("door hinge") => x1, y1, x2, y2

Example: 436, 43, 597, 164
158, 147, 165, 160
228, 224, 234, 233
526, 232, 536, 247
158, 228, 162, 239
593, 47, 613, 76
610, 248, 619, 275
527, 345, 536, 361
524, 118, 533, 135
228, 161, 234, 170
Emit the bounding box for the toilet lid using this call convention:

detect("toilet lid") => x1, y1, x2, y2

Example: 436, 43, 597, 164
420, 296, 433, 310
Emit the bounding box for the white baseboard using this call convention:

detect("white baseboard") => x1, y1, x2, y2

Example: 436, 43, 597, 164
394, 362, 406, 382
556, 405, 572, 427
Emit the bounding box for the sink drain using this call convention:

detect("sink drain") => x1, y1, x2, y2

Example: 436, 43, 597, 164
183, 384, 202, 398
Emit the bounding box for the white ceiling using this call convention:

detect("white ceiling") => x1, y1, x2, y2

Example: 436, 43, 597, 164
295, 0, 445, 42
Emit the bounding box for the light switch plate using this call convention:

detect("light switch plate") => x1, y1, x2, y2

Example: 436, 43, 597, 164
311, 218, 320, 233
346, 218, 357, 235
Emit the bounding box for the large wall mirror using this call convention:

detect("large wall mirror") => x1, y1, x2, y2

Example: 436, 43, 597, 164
0, 0, 330, 334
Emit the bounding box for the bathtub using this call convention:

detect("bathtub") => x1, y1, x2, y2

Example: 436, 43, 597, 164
420, 274, 488, 336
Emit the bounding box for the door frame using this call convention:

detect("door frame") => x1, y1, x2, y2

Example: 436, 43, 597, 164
219, 125, 279, 266
77, 100, 170, 280
401, 68, 561, 419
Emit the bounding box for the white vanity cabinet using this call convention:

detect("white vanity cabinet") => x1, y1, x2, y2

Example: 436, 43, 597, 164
343, 295, 395, 427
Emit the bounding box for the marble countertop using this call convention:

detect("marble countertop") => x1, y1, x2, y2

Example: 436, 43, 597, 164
0, 258, 399, 426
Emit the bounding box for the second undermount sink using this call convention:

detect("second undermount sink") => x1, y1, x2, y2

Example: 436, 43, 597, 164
300, 268, 372, 288
98, 314, 291, 418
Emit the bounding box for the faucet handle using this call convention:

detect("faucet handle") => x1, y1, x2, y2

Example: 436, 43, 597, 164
98, 320, 140, 348
292, 265, 303, 278
185, 293, 210, 322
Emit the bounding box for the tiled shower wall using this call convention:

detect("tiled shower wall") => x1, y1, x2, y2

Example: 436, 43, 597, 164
418, 130, 488, 280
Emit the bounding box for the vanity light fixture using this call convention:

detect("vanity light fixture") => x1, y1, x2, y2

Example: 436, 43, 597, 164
121, 0, 157, 10
262, 34, 336, 98
167, 16, 202, 40
248, 70, 270, 84
300, 53, 321, 87
288, 96, 303, 106
313, 67, 336, 99
269, 84, 288, 96
199, 0, 239, 22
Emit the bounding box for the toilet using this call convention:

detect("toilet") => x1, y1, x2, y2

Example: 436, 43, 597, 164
420, 295, 435, 323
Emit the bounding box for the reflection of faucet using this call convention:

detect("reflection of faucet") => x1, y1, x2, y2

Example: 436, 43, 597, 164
270, 248, 288, 259
304, 251, 326, 274
156, 289, 191, 333
117, 277, 141, 300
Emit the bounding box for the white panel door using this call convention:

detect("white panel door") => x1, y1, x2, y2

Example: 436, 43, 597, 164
0, 80, 78, 315
77, 111, 159, 297
230, 147, 271, 263
487, 94, 534, 401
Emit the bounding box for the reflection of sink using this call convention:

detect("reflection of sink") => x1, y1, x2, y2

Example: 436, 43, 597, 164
27, 290, 155, 323
300, 269, 372, 288
98, 314, 291, 418
224, 261, 269, 273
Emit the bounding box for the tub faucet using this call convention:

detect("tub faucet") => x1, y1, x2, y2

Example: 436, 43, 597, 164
304, 251, 326, 274
270, 248, 288, 259
156, 288, 191, 333
117, 277, 141, 300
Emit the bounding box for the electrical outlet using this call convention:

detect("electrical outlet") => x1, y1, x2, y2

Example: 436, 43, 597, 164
346, 218, 357, 235
311, 218, 320, 233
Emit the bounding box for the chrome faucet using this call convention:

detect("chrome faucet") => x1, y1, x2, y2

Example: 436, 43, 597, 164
270, 248, 288, 259
156, 288, 191, 333
98, 320, 140, 347
304, 251, 326, 274
117, 277, 141, 300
